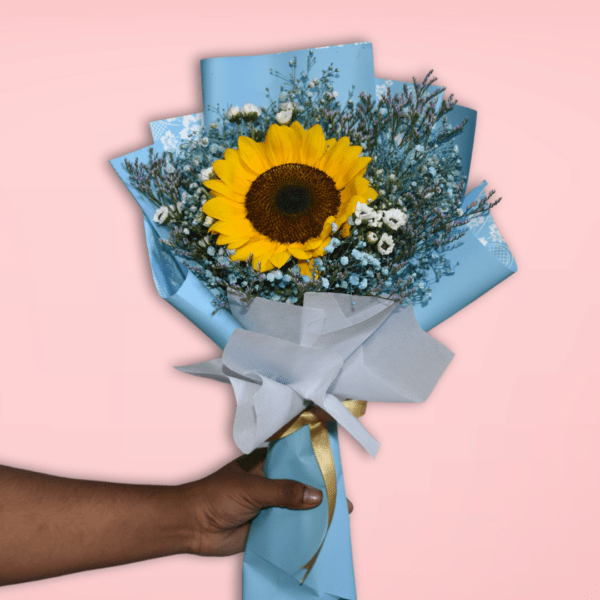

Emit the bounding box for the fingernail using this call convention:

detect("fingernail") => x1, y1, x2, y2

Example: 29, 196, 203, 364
303, 486, 322, 505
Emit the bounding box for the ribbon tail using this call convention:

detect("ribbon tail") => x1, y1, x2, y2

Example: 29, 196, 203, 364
299, 420, 337, 584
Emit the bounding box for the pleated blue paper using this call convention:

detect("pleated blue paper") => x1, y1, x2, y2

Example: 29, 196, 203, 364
110, 42, 517, 600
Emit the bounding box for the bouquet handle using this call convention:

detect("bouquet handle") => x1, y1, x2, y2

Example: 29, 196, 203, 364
243, 421, 357, 600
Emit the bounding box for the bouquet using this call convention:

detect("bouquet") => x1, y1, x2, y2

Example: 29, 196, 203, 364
111, 42, 516, 600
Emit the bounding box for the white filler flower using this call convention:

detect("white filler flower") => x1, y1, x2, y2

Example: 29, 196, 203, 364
275, 109, 293, 125
383, 208, 408, 230
279, 101, 296, 112
225, 106, 241, 120
377, 233, 394, 255
153, 206, 170, 225
241, 103, 262, 117
200, 166, 214, 182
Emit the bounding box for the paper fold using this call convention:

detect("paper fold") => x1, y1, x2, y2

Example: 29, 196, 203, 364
177, 293, 454, 458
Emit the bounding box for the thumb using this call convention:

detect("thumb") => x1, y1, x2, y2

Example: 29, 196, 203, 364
249, 477, 323, 510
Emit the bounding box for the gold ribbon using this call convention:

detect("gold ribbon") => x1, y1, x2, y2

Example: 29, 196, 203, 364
269, 399, 367, 583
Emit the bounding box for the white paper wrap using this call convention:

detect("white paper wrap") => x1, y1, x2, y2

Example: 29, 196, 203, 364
177, 292, 454, 457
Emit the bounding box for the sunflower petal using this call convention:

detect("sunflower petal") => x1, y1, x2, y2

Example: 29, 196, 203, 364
238, 136, 272, 174
294, 122, 310, 164
347, 176, 378, 203
265, 124, 294, 166
288, 246, 312, 259
318, 137, 350, 180
336, 194, 364, 224
232, 239, 273, 261
304, 237, 327, 250
223, 148, 256, 179
260, 241, 284, 263
298, 260, 318, 277
204, 179, 246, 202
209, 218, 254, 237
304, 124, 326, 166
290, 121, 306, 136
270, 250, 292, 269
252, 253, 275, 272
212, 155, 252, 196
328, 144, 364, 187
288, 121, 306, 160
219, 235, 251, 249
203, 197, 246, 220
279, 124, 302, 163
335, 156, 372, 189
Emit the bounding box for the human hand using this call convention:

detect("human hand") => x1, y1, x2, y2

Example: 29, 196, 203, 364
0, 410, 351, 585
179, 409, 353, 557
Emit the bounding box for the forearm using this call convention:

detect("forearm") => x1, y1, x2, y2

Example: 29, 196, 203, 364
0, 465, 193, 586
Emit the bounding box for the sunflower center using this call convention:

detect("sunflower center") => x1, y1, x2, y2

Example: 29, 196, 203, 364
275, 184, 312, 215
245, 163, 341, 244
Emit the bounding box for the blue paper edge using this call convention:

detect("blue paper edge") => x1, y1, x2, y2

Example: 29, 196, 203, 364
201, 42, 375, 128
109, 147, 242, 350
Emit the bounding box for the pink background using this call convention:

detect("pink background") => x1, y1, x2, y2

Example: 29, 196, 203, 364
1, 1, 598, 598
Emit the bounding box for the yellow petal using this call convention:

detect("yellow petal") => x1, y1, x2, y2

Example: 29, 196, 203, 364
288, 246, 312, 259
342, 144, 363, 162
283, 126, 302, 163
290, 121, 306, 137
335, 156, 371, 189
328, 144, 363, 187
303, 124, 326, 167
261, 241, 285, 262
204, 179, 246, 202
217, 234, 250, 250
265, 124, 294, 166
223, 148, 256, 179
251, 241, 289, 272
297, 258, 322, 277
292, 121, 311, 164
203, 197, 246, 220
342, 172, 377, 205
212, 155, 252, 196
287, 122, 305, 160
318, 137, 350, 180
270, 250, 292, 269
317, 216, 336, 239
304, 237, 326, 250
315, 238, 331, 253
252, 252, 275, 272
364, 185, 378, 202
298, 260, 312, 276
232, 239, 273, 261
336, 194, 364, 225
209, 218, 254, 237
259, 260, 275, 272
237, 136, 272, 175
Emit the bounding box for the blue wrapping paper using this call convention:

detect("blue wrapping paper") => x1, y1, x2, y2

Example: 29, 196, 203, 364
244, 423, 355, 600
200, 43, 374, 129
111, 42, 517, 600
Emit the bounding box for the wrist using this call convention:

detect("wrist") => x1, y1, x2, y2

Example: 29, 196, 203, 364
168, 482, 205, 555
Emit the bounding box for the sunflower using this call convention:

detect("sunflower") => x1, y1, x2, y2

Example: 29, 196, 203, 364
202, 121, 377, 273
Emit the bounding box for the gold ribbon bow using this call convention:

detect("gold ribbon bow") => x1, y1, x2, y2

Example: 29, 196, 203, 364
269, 399, 367, 583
